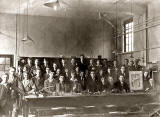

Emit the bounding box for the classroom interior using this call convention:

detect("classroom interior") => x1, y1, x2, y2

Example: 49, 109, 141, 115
1, 0, 160, 117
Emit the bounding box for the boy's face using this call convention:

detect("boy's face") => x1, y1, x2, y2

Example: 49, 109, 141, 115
119, 75, 124, 82
18, 67, 22, 72
23, 73, 28, 79
28, 59, 32, 65
108, 76, 113, 82
9, 68, 15, 76
71, 73, 75, 77
71, 59, 75, 64
49, 72, 54, 79
65, 69, 68, 73
124, 60, 128, 65
2, 74, 8, 83
108, 68, 111, 73
59, 76, 64, 82
23, 67, 27, 72
53, 63, 57, 68
75, 67, 79, 72
90, 72, 95, 78
80, 56, 84, 60
57, 69, 61, 74
101, 77, 105, 84
36, 70, 41, 76
113, 61, 117, 66
46, 68, 50, 73
80, 72, 84, 77
35, 59, 39, 65
121, 66, 125, 72
62, 59, 65, 64
90, 59, 93, 64
97, 60, 100, 65
99, 70, 103, 75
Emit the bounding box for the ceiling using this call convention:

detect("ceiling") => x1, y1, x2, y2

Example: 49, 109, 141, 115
0, 0, 152, 21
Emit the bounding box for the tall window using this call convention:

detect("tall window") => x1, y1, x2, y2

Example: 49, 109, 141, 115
123, 19, 134, 52
0, 55, 13, 76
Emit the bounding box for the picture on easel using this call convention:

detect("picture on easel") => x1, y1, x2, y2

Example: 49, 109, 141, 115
129, 71, 143, 91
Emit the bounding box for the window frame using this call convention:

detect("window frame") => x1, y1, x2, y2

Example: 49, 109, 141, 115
0, 55, 14, 74
123, 18, 134, 53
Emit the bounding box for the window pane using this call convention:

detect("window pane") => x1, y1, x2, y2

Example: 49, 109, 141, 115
126, 38, 129, 45
0, 71, 4, 77
126, 45, 129, 52
129, 45, 132, 52
124, 19, 133, 52
5, 65, 10, 71
126, 29, 129, 33
126, 34, 129, 38
0, 58, 5, 64
6, 58, 11, 64
126, 24, 129, 29
0, 65, 5, 71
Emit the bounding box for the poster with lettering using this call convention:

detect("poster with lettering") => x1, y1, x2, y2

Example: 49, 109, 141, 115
129, 71, 143, 91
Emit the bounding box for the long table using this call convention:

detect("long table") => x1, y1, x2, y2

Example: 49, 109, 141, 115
24, 93, 159, 117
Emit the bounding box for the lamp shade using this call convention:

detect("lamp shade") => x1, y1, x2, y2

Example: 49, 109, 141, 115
21, 35, 33, 42
44, 0, 60, 10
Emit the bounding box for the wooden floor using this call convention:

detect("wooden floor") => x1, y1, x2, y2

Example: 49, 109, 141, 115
24, 93, 159, 117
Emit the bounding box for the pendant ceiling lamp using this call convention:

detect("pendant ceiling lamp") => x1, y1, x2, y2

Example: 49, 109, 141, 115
21, 0, 34, 43
44, 0, 70, 11
44, 0, 60, 11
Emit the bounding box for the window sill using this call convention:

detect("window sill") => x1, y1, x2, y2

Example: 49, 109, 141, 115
119, 52, 133, 55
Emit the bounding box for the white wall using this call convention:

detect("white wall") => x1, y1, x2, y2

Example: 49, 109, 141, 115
0, 13, 114, 65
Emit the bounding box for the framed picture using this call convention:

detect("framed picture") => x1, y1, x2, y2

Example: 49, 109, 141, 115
129, 71, 143, 91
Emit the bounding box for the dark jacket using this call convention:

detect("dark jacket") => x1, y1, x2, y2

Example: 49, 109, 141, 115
114, 80, 130, 93
87, 76, 101, 92
32, 76, 44, 91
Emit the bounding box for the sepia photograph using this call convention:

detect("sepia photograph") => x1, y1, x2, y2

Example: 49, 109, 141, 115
0, 0, 160, 117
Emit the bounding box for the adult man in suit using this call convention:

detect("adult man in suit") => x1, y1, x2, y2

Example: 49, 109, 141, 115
8, 67, 24, 117
0, 73, 10, 116
78, 54, 88, 75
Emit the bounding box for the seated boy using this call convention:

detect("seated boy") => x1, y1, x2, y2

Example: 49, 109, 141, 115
22, 72, 35, 94
114, 75, 130, 93
43, 72, 57, 95
106, 76, 114, 93
56, 74, 65, 94
70, 71, 82, 93
99, 76, 107, 92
